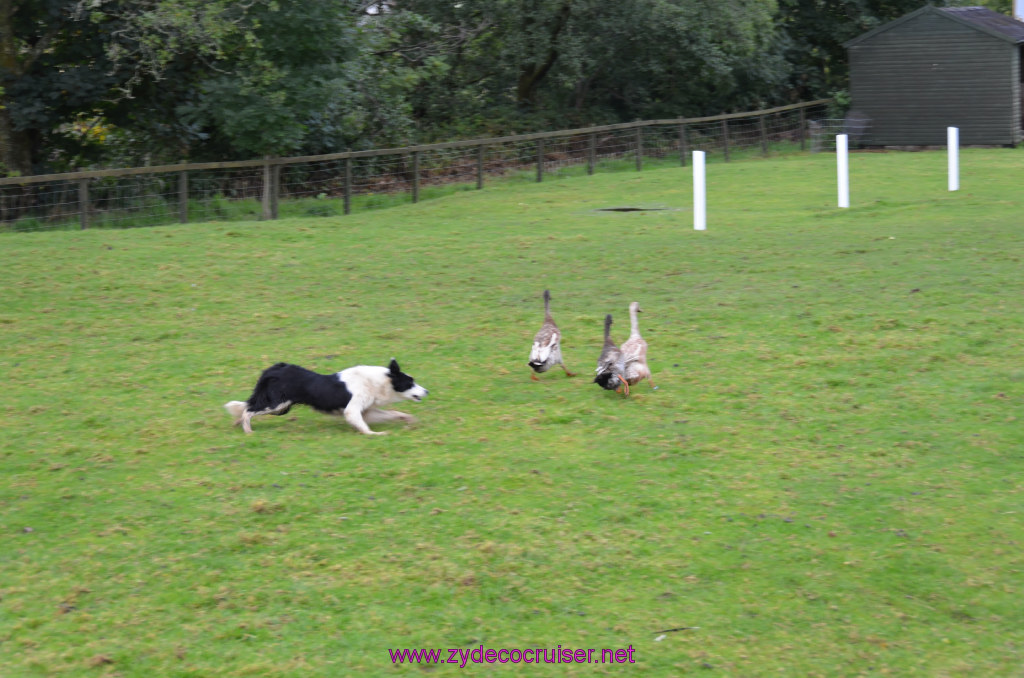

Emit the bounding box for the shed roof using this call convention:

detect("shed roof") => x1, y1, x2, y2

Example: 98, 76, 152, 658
844, 5, 1024, 48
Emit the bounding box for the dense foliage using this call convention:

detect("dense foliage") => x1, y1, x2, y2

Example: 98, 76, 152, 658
0, 0, 1006, 174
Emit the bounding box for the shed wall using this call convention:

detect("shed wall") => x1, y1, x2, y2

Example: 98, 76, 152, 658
849, 12, 1021, 145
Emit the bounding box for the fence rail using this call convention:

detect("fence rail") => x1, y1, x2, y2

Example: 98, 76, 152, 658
1, 99, 835, 233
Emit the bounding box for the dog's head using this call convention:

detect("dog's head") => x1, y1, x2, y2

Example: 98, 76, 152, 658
388, 358, 429, 402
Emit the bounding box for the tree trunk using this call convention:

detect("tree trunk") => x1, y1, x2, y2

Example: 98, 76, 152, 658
0, 105, 34, 177
515, 0, 573, 106
0, 0, 35, 176
573, 71, 598, 112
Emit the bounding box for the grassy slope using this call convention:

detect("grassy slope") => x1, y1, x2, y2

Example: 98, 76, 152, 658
1, 149, 1022, 676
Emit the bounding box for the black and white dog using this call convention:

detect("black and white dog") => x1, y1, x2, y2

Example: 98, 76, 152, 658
225, 358, 428, 435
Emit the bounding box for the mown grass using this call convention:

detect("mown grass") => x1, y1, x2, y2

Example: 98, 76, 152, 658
1, 148, 1022, 676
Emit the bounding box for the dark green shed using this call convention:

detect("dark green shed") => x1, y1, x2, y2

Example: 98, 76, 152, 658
845, 5, 1024, 146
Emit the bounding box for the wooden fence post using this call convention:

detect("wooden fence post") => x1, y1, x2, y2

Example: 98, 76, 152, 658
78, 179, 89, 230
759, 115, 768, 156
412, 150, 420, 203
178, 171, 188, 223
261, 156, 272, 220
721, 120, 731, 162
587, 134, 596, 175
635, 127, 643, 171
271, 163, 280, 219
679, 124, 688, 167
799, 108, 807, 151
476, 145, 484, 190
537, 139, 544, 182
344, 155, 352, 215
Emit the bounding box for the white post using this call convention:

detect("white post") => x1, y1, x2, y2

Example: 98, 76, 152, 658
693, 150, 706, 231
948, 126, 959, 192
837, 134, 849, 208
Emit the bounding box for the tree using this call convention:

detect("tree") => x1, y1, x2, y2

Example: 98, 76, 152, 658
160, 2, 423, 158
775, 0, 965, 101
0, 0, 243, 174
383, 0, 785, 135
563, 0, 786, 118
0, 1, 423, 174
93, 0, 406, 160
0, 0, 124, 175
372, 0, 587, 134
982, 0, 1011, 14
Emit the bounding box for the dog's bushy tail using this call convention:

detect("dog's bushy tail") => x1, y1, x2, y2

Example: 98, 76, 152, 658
224, 401, 248, 425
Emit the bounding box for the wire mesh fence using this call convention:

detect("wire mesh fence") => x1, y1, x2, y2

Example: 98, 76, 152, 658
1, 100, 834, 233
808, 119, 854, 152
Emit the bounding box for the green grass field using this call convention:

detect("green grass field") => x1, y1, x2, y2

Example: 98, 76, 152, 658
2, 149, 1022, 676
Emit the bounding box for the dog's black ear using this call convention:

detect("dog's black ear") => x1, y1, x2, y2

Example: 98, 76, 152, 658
388, 357, 400, 373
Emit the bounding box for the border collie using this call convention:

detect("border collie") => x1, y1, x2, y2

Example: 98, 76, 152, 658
224, 358, 428, 435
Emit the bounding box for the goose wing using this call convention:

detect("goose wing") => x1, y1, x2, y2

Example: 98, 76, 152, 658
596, 344, 621, 374
529, 323, 560, 364
618, 336, 646, 363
